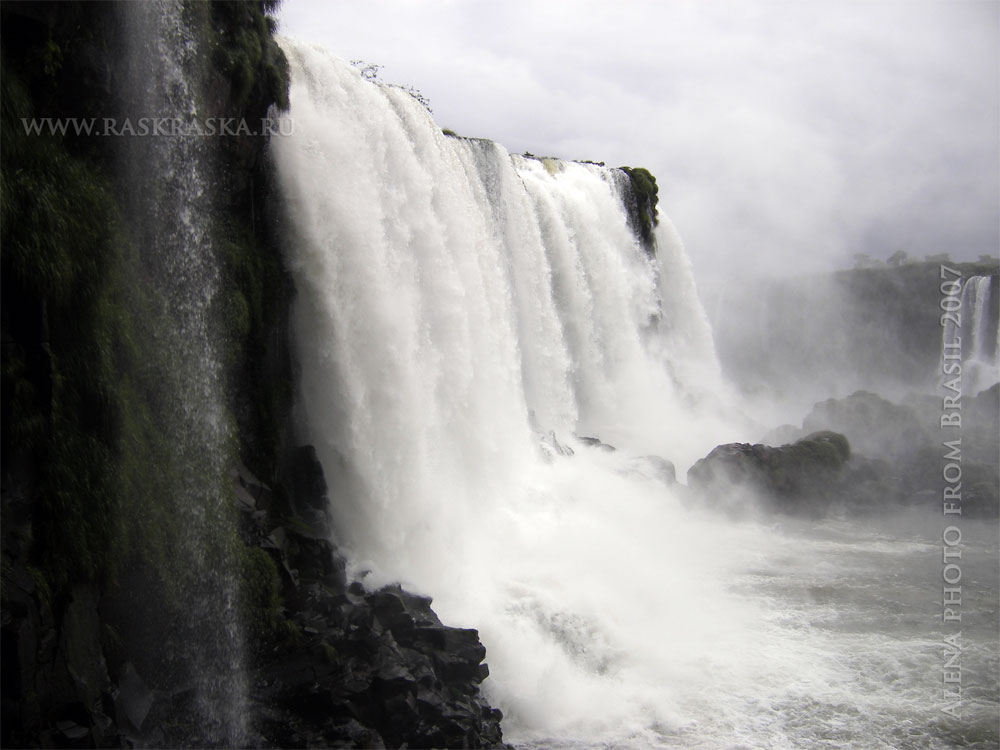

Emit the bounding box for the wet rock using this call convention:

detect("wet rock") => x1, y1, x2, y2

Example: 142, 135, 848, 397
58, 585, 110, 708
232, 461, 275, 511
779, 388, 1000, 518
289, 445, 330, 512
688, 431, 851, 515
578, 436, 616, 451
369, 585, 441, 634
252, 578, 505, 748
115, 663, 154, 731
279, 525, 347, 590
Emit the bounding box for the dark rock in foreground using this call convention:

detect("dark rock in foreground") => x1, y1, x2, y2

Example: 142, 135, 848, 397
1, 453, 507, 750
253, 581, 503, 749
239, 453, 507, 749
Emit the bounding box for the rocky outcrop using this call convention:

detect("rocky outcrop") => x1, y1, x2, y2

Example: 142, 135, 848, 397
801, 390, 928, 463
577, 436, 616, 452
1, 537, 124, 749
688, 431, 851, 515
1, 452, 507, 749
778, 389, 997, 518
619, 167, 659, 253
744, 388, 999, 518
253, 582, 503, 749
237, 453, 506, 749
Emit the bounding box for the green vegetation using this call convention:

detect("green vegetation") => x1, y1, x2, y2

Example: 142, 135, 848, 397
3, 61, 132, 587
788, 431, 851, 470
0, 7, 299, 745
212, 208, 294, 480
1, 0, 292, 617
209, 1, 290, 112
238, 545, 290, 653
620, 166, 659, 246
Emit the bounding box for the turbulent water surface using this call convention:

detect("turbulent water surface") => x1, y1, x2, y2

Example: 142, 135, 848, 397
272, 38, 999, 749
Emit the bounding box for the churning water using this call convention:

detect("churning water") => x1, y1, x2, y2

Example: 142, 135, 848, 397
272, 38, 999, 749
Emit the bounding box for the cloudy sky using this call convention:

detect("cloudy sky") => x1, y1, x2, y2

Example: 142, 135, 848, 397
277, 0, 998, 282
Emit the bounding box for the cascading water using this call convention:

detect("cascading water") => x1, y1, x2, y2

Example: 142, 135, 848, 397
959, 275, 1000, 394
119, 2, 247, 743
272, 38, 736, 577
273, 38, 774, 744
272, 38, 999, 749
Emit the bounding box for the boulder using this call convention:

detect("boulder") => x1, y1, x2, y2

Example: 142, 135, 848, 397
797, 389, 998, 517
288, 445, 330, 512
578, 436, 616, 452
252, 580, 505, 748
688, 431, 851, 515
278, 526, 347, 590
115, 663, 153, 732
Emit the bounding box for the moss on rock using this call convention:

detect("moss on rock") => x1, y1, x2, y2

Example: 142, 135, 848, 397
620, 166, 659, 251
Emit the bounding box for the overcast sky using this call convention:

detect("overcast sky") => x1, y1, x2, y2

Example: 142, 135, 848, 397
277, 0, 998, 282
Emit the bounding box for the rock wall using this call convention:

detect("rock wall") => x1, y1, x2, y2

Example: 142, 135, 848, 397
0, 3, 506, 747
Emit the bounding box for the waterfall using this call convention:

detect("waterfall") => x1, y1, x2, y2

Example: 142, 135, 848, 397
119, 2, 247, 743
958, 275, 999, 394
270, 39, 820, 746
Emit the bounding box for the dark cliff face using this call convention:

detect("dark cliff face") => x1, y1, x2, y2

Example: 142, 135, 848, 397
1, 0, 292, 585
1, 2, 292, 745
1, 3, 506, 747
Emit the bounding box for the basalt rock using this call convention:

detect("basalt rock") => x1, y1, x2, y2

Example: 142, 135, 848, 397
783, 389, 999, 518
252, 579, 504, 748
688, 431, 851, 515
578, 436, 616, 452
237, 456, 506, 748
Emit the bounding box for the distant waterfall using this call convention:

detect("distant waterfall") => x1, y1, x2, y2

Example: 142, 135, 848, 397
960, 275, 1000, 394
120, 2, 246, 744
